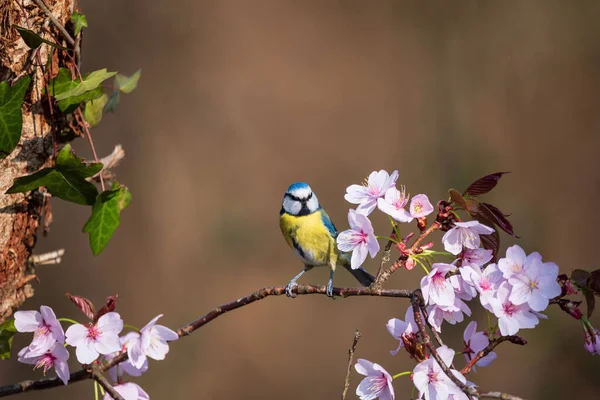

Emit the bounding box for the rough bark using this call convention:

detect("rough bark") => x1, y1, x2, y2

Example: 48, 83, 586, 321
0, 0, 75, 323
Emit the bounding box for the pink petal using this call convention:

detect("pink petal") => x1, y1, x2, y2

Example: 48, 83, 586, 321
128, 339, 147, 369
76, 341, 99, 364
354, 358, 375, 376
97, 312, 123, 335
95, 334, 121, 355
65, 324, 88, 346
463, 321, 477, 342
154, 325, 178, 341
351, 243, 368, 270
14, 311, 42, 333
345, 185, 368, 204
54, 359, 70, 385
386, 318, 409, 339
442, 229, 462, 255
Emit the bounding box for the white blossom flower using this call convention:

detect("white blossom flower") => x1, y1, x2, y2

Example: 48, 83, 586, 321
14, 306, 64, 356
442, 221, 494, 255
129, 314, 178, 368
345, 170, 399, 215
413, 345, 468, 400
65, 312, 123, 364
103, 382, 149, 400
355, 358, 394, 400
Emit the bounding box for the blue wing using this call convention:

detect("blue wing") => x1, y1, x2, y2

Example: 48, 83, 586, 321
319, 208, 338, 238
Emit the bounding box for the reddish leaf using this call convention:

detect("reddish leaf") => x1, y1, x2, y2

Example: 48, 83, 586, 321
464, 198, 480, 215
479, 202, 518, 238
463, 172, 510, 197
65, 293, 96, 320
448, 189, 467, 210
571, 269, 591, 289
94, 294, 118, 323
590, 270, 600, 295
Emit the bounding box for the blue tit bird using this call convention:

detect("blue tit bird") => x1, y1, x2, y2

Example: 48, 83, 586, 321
279, 182, 375, 297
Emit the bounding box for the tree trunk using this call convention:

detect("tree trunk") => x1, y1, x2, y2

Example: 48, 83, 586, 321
0, 0, 75, 323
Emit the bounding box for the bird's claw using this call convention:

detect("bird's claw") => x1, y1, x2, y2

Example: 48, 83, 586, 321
326, 281, 334, 298
286, 282, 298, 298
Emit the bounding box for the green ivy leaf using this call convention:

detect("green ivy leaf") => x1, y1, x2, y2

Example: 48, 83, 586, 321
0, 76, 30, 159
6, 144, 102, 205
0, 319, 17, 360
49, 68, 103, 113
115, 69, 142, 94
83, 183, 131, 255
54, 69, 115, 101
83, 94, 108, 127
13, 25, 68, 50
103, 91, 120, 113
71, 11, 88, 36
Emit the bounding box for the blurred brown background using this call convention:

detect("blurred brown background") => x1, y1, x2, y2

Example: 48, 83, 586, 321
3, 0, 600, 398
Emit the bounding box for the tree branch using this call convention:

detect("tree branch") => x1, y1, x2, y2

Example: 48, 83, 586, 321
374, 222, 440, 287
479, 392, 526, 400
461, 335, 527, 375
409, 294, 525, 400
341, 330, 361, 400
0, 284, 413, 397
90, 365, 123, 400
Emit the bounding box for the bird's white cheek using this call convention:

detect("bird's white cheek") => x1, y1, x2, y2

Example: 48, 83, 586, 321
283, 197, 301, 215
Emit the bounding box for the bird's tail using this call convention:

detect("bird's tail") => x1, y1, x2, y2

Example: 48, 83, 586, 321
339, 254, 375, 286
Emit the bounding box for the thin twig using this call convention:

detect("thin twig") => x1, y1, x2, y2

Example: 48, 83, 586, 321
76, 108, 105, 191
90, 366, 123, 400
409, 294, 477, 396
461, 335, 527, 375
409, 294, 524, 400
418, 302, 445, 347
0, 284, 413, 397
341, 330, 361, 400
375, 222, 440, 287
31, 0, 75, 46
479, 392, 526, 400
375, 233, 394, 281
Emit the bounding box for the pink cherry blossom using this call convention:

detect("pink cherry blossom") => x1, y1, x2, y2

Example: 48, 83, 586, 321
14, 306, 64, 356
129, 314, 178, 369
498, 245, 541, 280
412, 345, 468, 400
345, 170, 399, 215
65, 312, 123, 364
489, 282, 540, 335
427, 298, 472, 333
386, 307, 419, 356
103, 382, 149, 400
460, 248, 493, 268
420, 263, 456, 307
18, 342, 70, 385
462, 321, 497, 371
508, 254, 561, 312
337, 209, 380, 269
106, 332, 149, 381
460, 263, 504, 311
355, 358, 394, 400
377, 186, 412, 222
409, 194, 433, 219
442, 221, 494, 255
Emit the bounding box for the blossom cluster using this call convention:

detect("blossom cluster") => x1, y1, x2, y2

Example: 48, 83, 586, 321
339, 170, 564, 400
338, 170, 434, 269
14, 302, 178, 399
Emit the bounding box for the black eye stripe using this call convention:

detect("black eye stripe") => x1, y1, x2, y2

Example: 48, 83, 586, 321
285, 192, 313, 203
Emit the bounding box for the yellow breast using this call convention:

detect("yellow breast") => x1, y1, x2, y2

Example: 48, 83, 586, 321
280, 211, 338, 267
